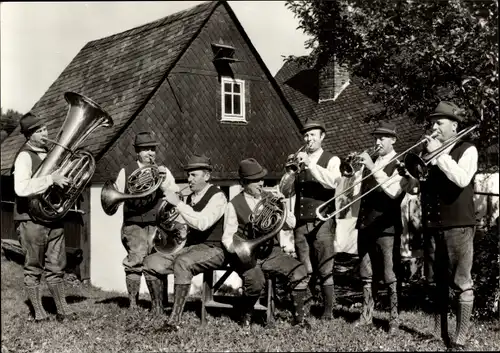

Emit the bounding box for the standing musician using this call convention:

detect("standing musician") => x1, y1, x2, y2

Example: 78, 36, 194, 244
353, 121, 417, 333
143, 154, 227, 331
416, 102, 478, 350
114, 131, 177, 311
12, 113, 76, 322
223, 158, 311, 328
289, 119, 342, 320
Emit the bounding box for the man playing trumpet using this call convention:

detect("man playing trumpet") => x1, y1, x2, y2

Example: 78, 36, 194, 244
114, 131, 177, 311
223, 158, 310, 328
143, 154, 228, 331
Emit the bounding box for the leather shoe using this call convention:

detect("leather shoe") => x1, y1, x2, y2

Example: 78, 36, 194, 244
292, 318, 311, 330
55, 312, 78, 322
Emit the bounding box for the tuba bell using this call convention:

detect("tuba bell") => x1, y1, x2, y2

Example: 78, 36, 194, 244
231, 192, 288, 270
100, 164, 166, 216
27, 92, 113, 223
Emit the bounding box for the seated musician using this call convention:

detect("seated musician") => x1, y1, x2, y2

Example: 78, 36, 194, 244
143, 154, 228, 331
113, 132, 177, 311
222, 158, 310, 329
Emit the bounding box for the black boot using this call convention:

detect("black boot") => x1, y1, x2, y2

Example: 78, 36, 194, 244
48, 282, 77, 322
452, 300, 473, 350
388, 282, 399, 334
163, 284, 190, 332
146, 278, 164, 317
26, 285, 49, 322
321, 284, 335, 320
354, 283, 374, 327
126, 277, 141, 310
291, 289, 311, 329
239, 295, 259, 328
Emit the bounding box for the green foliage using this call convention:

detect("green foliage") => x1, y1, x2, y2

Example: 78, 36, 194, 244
285, 0, 498, 151
1, 107, 23, 143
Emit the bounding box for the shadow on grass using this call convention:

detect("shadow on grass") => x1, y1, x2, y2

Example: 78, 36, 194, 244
25, 295, 88, 316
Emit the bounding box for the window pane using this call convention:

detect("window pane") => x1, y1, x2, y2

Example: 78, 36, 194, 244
224, 83, 232, 93
234, 83, 241, 93
233, 95, 241, 115
224, 94, 232, 114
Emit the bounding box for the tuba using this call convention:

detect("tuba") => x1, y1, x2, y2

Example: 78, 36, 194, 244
231, 193, 288, 270
100, 163, 166, 216
153, 186, 191, 255
28, 92, 113, 223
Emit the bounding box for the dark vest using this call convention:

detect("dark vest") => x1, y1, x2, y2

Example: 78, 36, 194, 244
355, 155, 404, 234
123, 161, 165, 224
421, 141, 476, 228
184, 184, 225, 247
12, 144, 45, 221
295, 151, 337, 222
231, 191, 279, 258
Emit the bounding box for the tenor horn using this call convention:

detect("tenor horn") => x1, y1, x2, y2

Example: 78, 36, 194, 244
27, 92, 113, 223
231, 193, 288, 270
278, 144, 307, 198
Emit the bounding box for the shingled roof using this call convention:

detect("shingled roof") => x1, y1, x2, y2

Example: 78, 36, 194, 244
1, 1, 220, 175
275, 58, 426, 158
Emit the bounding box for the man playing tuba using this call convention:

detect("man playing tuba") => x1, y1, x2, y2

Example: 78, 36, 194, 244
12, 113, 75, 322
143, 154, 228, 330
113, 131, 177, 311
222, 158, 310, 328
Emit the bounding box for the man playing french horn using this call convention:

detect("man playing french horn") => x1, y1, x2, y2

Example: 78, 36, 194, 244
114, 131, 178, 311
12, 113, 77, 323
143, 154, 228, 331
222, 158, 310, 329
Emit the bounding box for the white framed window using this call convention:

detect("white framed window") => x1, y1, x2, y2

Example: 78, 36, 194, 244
221, 77, 245, 122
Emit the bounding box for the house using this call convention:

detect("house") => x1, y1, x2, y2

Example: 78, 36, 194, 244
0, 0, 304, 294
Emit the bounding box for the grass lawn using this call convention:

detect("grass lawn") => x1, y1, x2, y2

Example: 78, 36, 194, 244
1, 255, 499, 353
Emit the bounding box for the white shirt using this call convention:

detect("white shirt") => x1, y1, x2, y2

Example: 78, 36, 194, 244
222, 192, 296, 253
306, 147, 342, 189
13, 142, 54, 197
175, 183, 227, 232
371, 150, 407, 199
114, 161, 178, 194
430, 141, 478, 188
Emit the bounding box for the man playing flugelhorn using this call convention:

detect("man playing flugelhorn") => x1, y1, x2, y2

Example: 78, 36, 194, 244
222, 158, 310, 328
143, 154, 228, 331
114, 131, 177, 311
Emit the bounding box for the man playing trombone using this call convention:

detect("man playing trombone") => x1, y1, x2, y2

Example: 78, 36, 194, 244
414, 102, 478, 350
114, 131, 178, 311
352, 121, 415, 334
286, 119, 342, 320
143, 154, 228, 331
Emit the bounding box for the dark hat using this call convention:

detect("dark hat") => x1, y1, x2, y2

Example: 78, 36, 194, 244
372, 121, 397, 138
239, 158, 268, 180
134, 132, 160, 148
20, 112, 44, 135
184, 154, 213, 171
300, 119, 326, 134
429, 101, 465, 122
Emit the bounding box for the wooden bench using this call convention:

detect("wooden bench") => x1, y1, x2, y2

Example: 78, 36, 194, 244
200, 265, 276, 326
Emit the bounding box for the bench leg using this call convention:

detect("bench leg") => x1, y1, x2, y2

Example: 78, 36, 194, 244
201, 271, 214, 327
266, 278, 275, 325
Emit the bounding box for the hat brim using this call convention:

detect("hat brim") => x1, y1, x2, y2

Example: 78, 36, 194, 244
428, 112, 462, 122
22, 122, 45, 135
241, 168, 268, 180
184, 163, 212, 171
135, 142, 160, 147
301, 126, 326, 134
371, 129, 397, 138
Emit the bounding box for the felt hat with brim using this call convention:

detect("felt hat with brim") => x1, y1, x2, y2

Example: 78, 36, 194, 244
20, 112, 44, 135
134, 132, 160, 147
372, 121, 397, 138
429, 101, 465, 122
184, 154, 213, 171
300, 119, 326, 134
239, 158, 268, 180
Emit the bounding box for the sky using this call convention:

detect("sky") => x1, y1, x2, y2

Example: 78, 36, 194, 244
0, 1, 312, 114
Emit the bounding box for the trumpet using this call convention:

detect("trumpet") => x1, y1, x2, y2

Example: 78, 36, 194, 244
340, 145, 380, 177
278, 144, 307, 198
315, 130, 442, 221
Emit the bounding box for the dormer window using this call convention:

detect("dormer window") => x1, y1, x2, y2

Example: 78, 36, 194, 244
221, 77, 245, 122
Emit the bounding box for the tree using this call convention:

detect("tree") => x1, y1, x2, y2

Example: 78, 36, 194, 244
1, 108, 23, 143
285, 0, 498, 152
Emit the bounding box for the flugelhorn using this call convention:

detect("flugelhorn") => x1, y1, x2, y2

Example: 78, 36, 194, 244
28, 92, 113, 223
100, 162, 166, 216
278, 144, 307, 198
340, 145, 380, 177
315, 130, 440, 221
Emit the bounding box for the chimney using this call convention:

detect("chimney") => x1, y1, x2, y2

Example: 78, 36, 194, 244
318, 60, 350, 103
